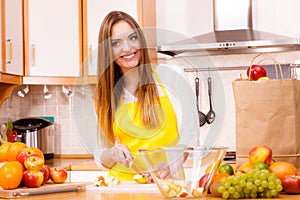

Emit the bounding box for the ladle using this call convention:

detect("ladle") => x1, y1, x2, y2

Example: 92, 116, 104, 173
206, 77, 216, 124
195, 78, 206, 126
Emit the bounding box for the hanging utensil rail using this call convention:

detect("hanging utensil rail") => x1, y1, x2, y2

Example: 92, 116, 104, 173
184, 66, 248, 72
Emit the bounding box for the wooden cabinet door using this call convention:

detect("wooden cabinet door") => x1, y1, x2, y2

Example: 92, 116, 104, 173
25, 0, 82, 77
0, 0, 2, 73
84, 0, 139, 76
2, 0, 23, 75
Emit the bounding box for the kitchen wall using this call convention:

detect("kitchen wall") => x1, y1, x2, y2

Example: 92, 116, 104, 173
159, 51, 300, 151
0, 85, 92, 155
0, 51, 299, 156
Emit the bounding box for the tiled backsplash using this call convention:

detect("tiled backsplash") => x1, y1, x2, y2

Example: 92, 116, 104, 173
0, 51, 299, 155
0, 85, 91, 155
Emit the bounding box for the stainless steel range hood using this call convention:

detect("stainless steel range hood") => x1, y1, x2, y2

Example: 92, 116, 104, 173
157, 0, 300, 56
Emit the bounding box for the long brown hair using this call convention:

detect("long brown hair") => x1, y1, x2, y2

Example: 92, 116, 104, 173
94, 11, 160, 145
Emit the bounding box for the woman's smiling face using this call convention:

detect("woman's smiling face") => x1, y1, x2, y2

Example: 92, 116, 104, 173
111, 21, 141, 73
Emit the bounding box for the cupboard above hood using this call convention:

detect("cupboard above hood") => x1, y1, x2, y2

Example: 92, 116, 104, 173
157, 0, 300, 56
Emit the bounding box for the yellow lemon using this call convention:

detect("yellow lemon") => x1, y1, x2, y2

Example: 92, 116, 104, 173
257, 77, 270, 81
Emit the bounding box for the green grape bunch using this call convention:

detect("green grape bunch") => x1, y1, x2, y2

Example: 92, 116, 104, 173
217, 169, 283, 199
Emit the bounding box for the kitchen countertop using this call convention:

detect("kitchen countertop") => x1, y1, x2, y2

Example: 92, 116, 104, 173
45, 157, 100, 171
2, 158, 299, 199
0, 187, 299, 200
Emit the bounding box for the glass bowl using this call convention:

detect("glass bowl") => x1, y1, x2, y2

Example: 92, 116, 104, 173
139, 146, 227, 198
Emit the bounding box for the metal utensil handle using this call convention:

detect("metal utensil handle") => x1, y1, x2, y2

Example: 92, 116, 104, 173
13, 185, 82, 197
208, 77, 213, 108
195, 78, 200, 111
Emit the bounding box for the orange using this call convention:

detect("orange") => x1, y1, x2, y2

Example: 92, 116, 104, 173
238, 161, 253, 173
0, 142, 13, 162
212, 172, 230, 183
7, 142, 27, 161
269, 161, 298, 180
0, 161, 24, 189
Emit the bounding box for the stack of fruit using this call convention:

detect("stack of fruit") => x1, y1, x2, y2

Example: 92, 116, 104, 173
0, 142, 68, 190
238, 146, 300, 195
200, 145, 300, 199
234, 65, 270, 81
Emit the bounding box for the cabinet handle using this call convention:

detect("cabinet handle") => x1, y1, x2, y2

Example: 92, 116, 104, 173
89, 44, 93, 64
31, 44, 36, 67
6, 39, 13, 64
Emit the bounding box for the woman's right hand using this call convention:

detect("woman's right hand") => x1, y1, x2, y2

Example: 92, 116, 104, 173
110, 141, 133, 168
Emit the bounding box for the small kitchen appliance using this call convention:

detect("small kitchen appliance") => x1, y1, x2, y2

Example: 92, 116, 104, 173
13, 117, 55, 160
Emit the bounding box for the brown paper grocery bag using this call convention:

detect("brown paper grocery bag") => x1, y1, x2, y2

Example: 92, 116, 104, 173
232, 79, 300, 168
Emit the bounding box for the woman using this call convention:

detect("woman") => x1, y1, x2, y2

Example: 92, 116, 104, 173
94, 11, 199, 180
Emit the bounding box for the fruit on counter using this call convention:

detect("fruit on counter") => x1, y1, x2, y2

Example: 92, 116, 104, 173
94, 175, 120, 187
269, 161, 298, 181
246, 65, 267, 81
209, 173, 230, 196
281, 175, 300, 194
16, 147, 44, 167
50, 167, 68, 183
248, 145, 272, 166
23, 170, 44, 188
40, 164, 51, 184
218, 164, 234, 175
0, 161, 24, 190
199, 173, 214, 188
133, 173, 148, 184
210, 180, 222, 197
252, 162, 269, 171
238, 161, 253, 173
24, 154, 44, 171
217, 169, 282, 199
7, 142, 27, 161
212, 173, 230, 183
0, 142, 13, 162
205, 161, 220, 174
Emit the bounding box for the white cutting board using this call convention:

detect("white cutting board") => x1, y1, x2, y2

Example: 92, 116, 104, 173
86, 182, 159, 193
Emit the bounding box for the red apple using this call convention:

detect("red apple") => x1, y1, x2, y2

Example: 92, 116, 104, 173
16, 147, 44, 167
50, 168, 68, 183
281, 175, 300, 194
23, 170, 44, 188
247, 65, 267, 81
24, 154, 44, 170
199, 173, 214, 188
248, 145, 272, 166
40, 164, 51, 184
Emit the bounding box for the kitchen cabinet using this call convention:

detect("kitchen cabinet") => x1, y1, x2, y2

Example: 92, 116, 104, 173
0, 2, 2, 73
23, 0, 82, 84
156, 0, 212, 44
155, 0, 300, 44
83, 0, 157, 77
3, 0, 23, 76
0, 0, 23, 85
253, 0, 300, 38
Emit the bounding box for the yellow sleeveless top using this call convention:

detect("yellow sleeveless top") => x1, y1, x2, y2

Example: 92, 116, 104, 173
109, 68, 179, 180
